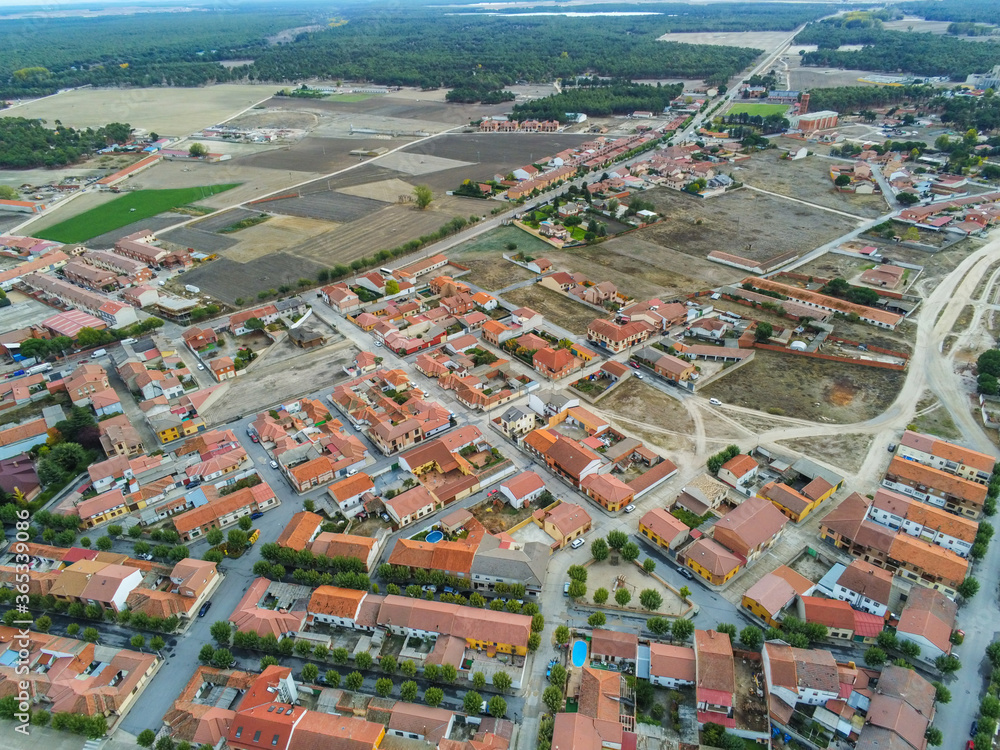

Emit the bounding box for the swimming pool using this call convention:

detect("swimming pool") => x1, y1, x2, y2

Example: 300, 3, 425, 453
572, 640, 587, 668
425, 531, 444, 544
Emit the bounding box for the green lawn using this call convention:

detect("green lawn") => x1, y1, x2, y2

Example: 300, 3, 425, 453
36, 184, 239, 243
726, 102, 789, 117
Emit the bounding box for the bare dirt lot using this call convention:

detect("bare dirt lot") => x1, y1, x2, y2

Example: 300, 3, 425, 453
545, 236, 745, 300
502, 284, 598, 335
161, 227, 238, 254
656, 30, 787, 49
8, 84, 273, 135
703, 350, 905, 423
263, 191, 389, 222
449, 226, 550, 290
598, 379, 695, 454
192, 208, 262, 232
734, 153, 889, 218
641, 188, 859, 263
912, 391, 962, 440
180, 252, 327, 305
776, 434, 874, 474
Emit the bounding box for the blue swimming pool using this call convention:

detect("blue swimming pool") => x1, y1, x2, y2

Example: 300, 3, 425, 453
572, 640, 587, 668
425, 530, 444, 543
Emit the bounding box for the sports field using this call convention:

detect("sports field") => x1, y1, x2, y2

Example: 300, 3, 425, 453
36, 185, 238, 243
726, 102, 789, 116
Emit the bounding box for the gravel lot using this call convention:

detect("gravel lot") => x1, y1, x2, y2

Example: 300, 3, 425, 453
161, 227, 239, 253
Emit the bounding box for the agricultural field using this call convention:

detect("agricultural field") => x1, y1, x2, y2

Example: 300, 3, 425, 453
35, 185, 238, 243
733, 153, 890, 218
6, 84, 275, 135
262, 192, 389, 223
702, 349, 905, 423
501, 284, 599, 336
726, 102, 789, 117
776, 434, 874, 474
641, 187, 859, 263
598, 378, 696, 454
237, 135, 415, 174
449, 226, 550, 290
655, 30, 790, 49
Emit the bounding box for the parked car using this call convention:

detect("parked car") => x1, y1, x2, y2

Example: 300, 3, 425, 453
624, 504, 636, 513
635, 373, 643, 380
269, 459, 279, 469
197, 363, 205, 370
628, 361, 640, 369
570, 537, 585, 549
251, 512, 264, 520
421, 585, 437, 593
971, 722, 979, 738
199, 601, 212, 617
676, 565, 694, 580
563, 581, 570, 596
443, 586, 457, 594
887, 443, 896, 452
250, 434, 259, 443
380, 512, 391, 523
138, 553, 153, 561
479, 700, 490, 715
709, 398, 722, 406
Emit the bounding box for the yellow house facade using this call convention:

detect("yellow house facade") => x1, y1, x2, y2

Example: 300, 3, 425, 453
683, 537, 741, 585
758, 479, 835, 523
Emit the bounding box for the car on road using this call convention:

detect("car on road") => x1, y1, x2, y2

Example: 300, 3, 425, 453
635, 373, 643, 380
968, 742, 975, 750
269, 459, 279, 469
628, 361, 640, 369
422, 585, 437, 593
199, 601, 212, 617
570, 538, 585, 549
887, 443, 896, 452
250, 434, 259, 443
137, 553, 153, 561
971, 722, 979, 738
564, 581, 570, 596
251, 512, 264, 520
624, 504, 636, 513
480, 700, 490, 715
374, 341, 383, 347
676, 565, 694, 580
709, 398, 722, 406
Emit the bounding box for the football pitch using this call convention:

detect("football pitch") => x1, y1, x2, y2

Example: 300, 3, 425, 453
36, 184, 238, 243
726, 102, 789, 116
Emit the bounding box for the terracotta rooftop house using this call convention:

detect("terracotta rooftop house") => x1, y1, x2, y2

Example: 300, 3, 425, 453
684, 537, 743, 585
694, 629, 736, 727
533, 347, 579, 379
591, 629, 639, 665
897, 429, 994, 483
388, 537, 479, 577
834, 560, 893, 616
307, 585, 368, 626
580, 472, 634, 512
309, 532, 379, 571
713, 495, 788, 561
229, 578, 306, 639
741, 565, 814, 627
883, 455, 987, 517
576, 666, 632, 730
895, 585, 957, 659
275, 511, 324, 551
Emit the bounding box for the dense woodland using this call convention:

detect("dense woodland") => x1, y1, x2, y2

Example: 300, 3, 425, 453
899, 0, 1000, 25
511, 81, 684, 121
795, 15, 1000, 79
805, 84, 937, 112
0, 118, 131, 168
0, 3, 835, 98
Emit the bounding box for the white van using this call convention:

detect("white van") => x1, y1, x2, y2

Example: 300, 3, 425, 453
91, 349, 107, 358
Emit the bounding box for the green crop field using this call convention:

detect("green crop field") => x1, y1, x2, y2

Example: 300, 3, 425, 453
36, 185, 239, 243
328, 93, 378, 102
726, 102, 789, 116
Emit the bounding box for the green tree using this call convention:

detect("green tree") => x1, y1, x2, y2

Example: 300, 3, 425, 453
400, 659, 417, 677
755, 322, 774, 342
896, 192, 920, 205
528, 632, 541, 651
226, 529, 248, 556
212, 648, 234, 669
925, 728, 943, 747
81, 627, 99, 642
864, 647, 887, 667
606, 530, 628, 550
423, 663, 441, 681
739, 625, 763, 650
615, 588, 632, 606
150, 635, 165, 651
345, 671, 364, 691
639, 589, 662, 611
591, 538, 609, 561
489, 695, 507, 717
300, 663, 318, 682
834, 174, 852, 187
554, 625, 571, 645
238, 515, 253, 531
648, 617, 671, 636
414, 184, 434, 210
95, 535, 112, 551
137, 729, 157, 747
568, 580, 586, 599
400, 680, 418, 702
643, 558, 656, 574
260, 655, 279, 670
331, 647, 349, 664
441, 663, 458, 683
189, 142, 208, 157
588, 612, 606, 628
355, 651, 373, 670
325, 670, 341, 688
425, 687, 444, 707
381, 654, 397, 673
210, 620, 231, 646
35, 615, 52, 633
620, 542, 640, 562
131, 634, 146, 649
593, 587, 609, 605
543, 686, 563, 714
672, 618, 694, 641
493, 671, 513, 693
375, 677, 393, 697
958, 576, 980, 599
549, 663, 567, 688
567, 565, 588, 583
464, 690, 483, 714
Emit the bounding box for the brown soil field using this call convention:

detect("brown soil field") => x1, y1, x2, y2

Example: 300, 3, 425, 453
703, 350, 905, 423
178, 252, 326, 305
238, 136, 416, 174
545, 235, 744, 300
641, 188, 859, 263
777, 434, 873, 474
461, 257, 536, 291
192, 208, 262, 232
913, 391, 962, 440
598, 378, 695, 454
262, 191, 389, 222
449, 225, 551, 290
337, 179, 421, 203
221, 215, 337, 262
793, 253, 879, 282
501, 284, 598, 335
160, 227, 238, 254
8, 84, 274, 134
735, 153, 890, 218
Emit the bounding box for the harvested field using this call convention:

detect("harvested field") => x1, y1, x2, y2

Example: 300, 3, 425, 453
5, 84, 274, 134
776, 434, 873, 474
546, 236, 744, 299
734, 153, 889, 218
179, 253, 326, 305
219, 215, 339, 262
192, 208, 261, 233
461, 257, 535, 291
793, 253, 879, 282
337, 179, 420, 204
262, 192, 389, 222
502, 284, 599, 335
376, 152, 473, 176
656, 30, 787, 49
641, 188, 859, 263
449, 226, 550, 289
237, 136, 416, 174
703, 349, 905, 423
310, 164, 410, 192
160, 227, 238, 253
